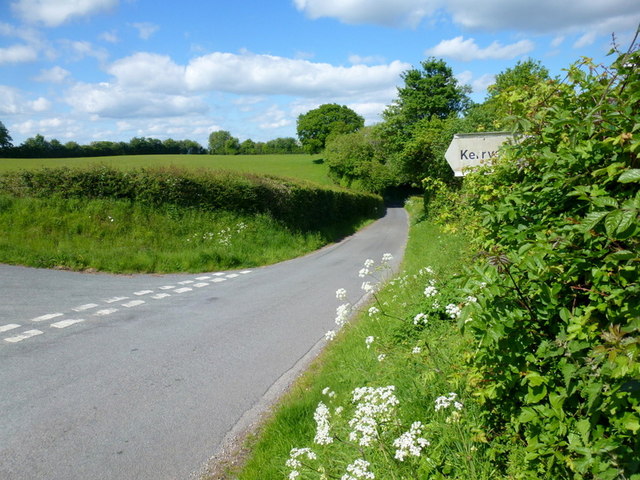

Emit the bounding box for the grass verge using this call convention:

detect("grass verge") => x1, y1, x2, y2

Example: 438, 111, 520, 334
0, 195, 360, 273
214, 197, 509, 480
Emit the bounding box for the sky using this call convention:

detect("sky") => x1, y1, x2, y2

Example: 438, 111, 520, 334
1, 0, 639, 148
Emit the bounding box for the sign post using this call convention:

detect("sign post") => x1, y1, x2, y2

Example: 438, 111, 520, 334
444, 132, 513, 176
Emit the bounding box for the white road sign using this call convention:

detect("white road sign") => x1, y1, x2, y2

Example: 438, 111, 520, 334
445, 132, 513, 176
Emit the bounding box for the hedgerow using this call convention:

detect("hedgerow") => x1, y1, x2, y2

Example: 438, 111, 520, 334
0, 166, 383, 232
447, 42, 639, 478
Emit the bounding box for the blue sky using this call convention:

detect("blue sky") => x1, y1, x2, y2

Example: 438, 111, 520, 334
1, 0, 639, 147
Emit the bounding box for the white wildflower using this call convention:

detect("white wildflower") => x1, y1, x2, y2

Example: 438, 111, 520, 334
361, 281, 374, 293
335, 303, 352, 327
368, 306, 380, 317
432, 301, 440, 310
325, 330, 337, 341
364, 259, 375, 268
335, 406, 344, 415
381, 253, 393, 263
424, 286, 438, 297
365, 336, 375, 349
435, 392, 463, 411
445, 303, 461, 319
348, 386, 399, 447
322, 387, 336, 398
358, 267, 370, 278
466, 295, 478, 303
377, 354, 386, 362
286, 447, 317, 479
341, 458, 375, 480
336, 288, 347, 300
412, 346, 422, 354
413, 313, 428, 325
393, 421, 430, 461
313, 402, 333, 445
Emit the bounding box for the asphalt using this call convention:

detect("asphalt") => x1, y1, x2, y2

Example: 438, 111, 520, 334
0, 206, 408, 480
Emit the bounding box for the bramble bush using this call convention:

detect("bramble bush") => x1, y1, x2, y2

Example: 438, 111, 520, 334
453, 40, 639, 478
0, 166, 383, 232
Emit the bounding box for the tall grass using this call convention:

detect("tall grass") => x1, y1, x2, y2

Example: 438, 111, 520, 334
0, 195, 339, 273
221, 198, 509, 480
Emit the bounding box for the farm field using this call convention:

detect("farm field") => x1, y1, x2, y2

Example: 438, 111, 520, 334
0, 153, 331, 186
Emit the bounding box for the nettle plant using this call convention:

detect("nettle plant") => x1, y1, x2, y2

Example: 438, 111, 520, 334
459, 40, 639, 478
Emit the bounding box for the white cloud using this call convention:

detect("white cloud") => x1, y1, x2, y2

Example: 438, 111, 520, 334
0, 85, 53, 114
130, 22, 159, 40
294, 0, 438, 28
60, 40, 109, 62
254, 105, 291, 130
34, 66, 71, 83
100, 30, 119, 43
426, 36, 534, 61
551, 36, 565, 48
573, 32, 596, 49
184, 51, 409, 97
12, 117, 81, 139
295, 0, 640, 35
29, 97, 52, 112
11, 0, 118, 27
107, 53, 186, 93
65, 82, 208, 118
0, 44, 38, 64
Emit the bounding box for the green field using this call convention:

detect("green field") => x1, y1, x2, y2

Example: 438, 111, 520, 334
0, 154, 331, 186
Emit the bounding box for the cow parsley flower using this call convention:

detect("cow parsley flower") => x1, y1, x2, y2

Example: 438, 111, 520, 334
435, 392, 463, 411
358, 267, 370, 278
325, 330, 337, 341
341, 458, 375, 480
412, 346, 422, 354
313, 402, 333, 445
348, 386, 399, 447
365, 336, 375, 349
336, 288, 347, 300
361, 281, 374, 293
322, 387, 336, 398
445, 303, 461, 319
377, 354, 386, 362
413, 313, 428, 325
424, 286, 438, 297
364, 259, 375, 268
393, 421, 430, 461
368, 306, 380, 317
335, 303, 352, 327
286, 447, 317, 480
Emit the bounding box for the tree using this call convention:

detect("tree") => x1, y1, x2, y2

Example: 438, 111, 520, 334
208, 130, 236, 154
0, 120, 12, 150
383, 58, 471, 141
487, 59, 550, 99
296, 104, 364, 154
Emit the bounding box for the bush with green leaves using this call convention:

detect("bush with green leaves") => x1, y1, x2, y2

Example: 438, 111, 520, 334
453, 42, 639, 478
0, 166, 383, 232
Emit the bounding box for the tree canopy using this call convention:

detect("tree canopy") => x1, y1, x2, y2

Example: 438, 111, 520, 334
0, 121, 12, 150
296, 104, 364, 154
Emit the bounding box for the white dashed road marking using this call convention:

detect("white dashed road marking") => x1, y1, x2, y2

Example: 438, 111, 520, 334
104, 296, 129, 304
212, 278, 226, 283
240, 270, 252, 274
173, 287, 192, 293
72, 303, 98, 312
193, 283, 208, 288
195, 276, 210, 280
226, 274, 239, 279
94, 308, 118, 316
178, 280, 194, 285
5, 329, 43, 343
134, 290, 154, 296
212, 273, 225, 276
151, 293, 170, 300
32, 313, 63, 322
158, 286, 175, 290
0, 324, 21, 333
50, 319, 85, 329
122, 300, 145, 308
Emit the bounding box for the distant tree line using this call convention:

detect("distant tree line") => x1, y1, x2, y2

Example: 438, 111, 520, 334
207, 130, 303, 155
0, 124, 306, 158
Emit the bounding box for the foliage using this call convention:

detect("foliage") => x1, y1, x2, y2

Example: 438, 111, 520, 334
297, 104, 364, 154
324, 126, 394, 193
0, 120, 12, 150
383, 58, 471, 143
208, 130, 236, 154
0, 165, 383, 232
454, 42, 640, 479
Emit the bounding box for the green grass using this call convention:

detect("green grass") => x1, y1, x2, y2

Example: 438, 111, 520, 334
221, 197, 508, 480
0, 154, 332, 186
0, 194, 344, 273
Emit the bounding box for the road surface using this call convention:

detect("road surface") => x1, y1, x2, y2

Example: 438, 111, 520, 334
0, 206, 408, 479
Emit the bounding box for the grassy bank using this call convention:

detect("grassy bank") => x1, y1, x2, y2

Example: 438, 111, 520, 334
0, 195, 341, 273
0, 154, 331, 186
218, 198, 508, 480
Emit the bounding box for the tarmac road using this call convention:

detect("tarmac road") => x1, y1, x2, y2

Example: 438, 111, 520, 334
0, 206, 408, 480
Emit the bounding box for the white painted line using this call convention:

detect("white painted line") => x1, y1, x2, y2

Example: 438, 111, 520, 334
134, 290, 154, 296
151, 293, 170, 299
178, 280, 194, 285
72, 303, 98, 312
195, 276, 211, 280
5, 329, 43, 343
173, 287, 192, 293
32, 313, 63, 322
0, 324, 21, 333
94, 308, 118, 316
240, 270, 252, 274
158, 286, 175, 290
193, 282, 209, 288
104, 296, 129, 304
122, 300, 145, 308
212, 272, 225, 276
51, 319, 85, 329
211, 278, 227, 283
226, 273, 239, 279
